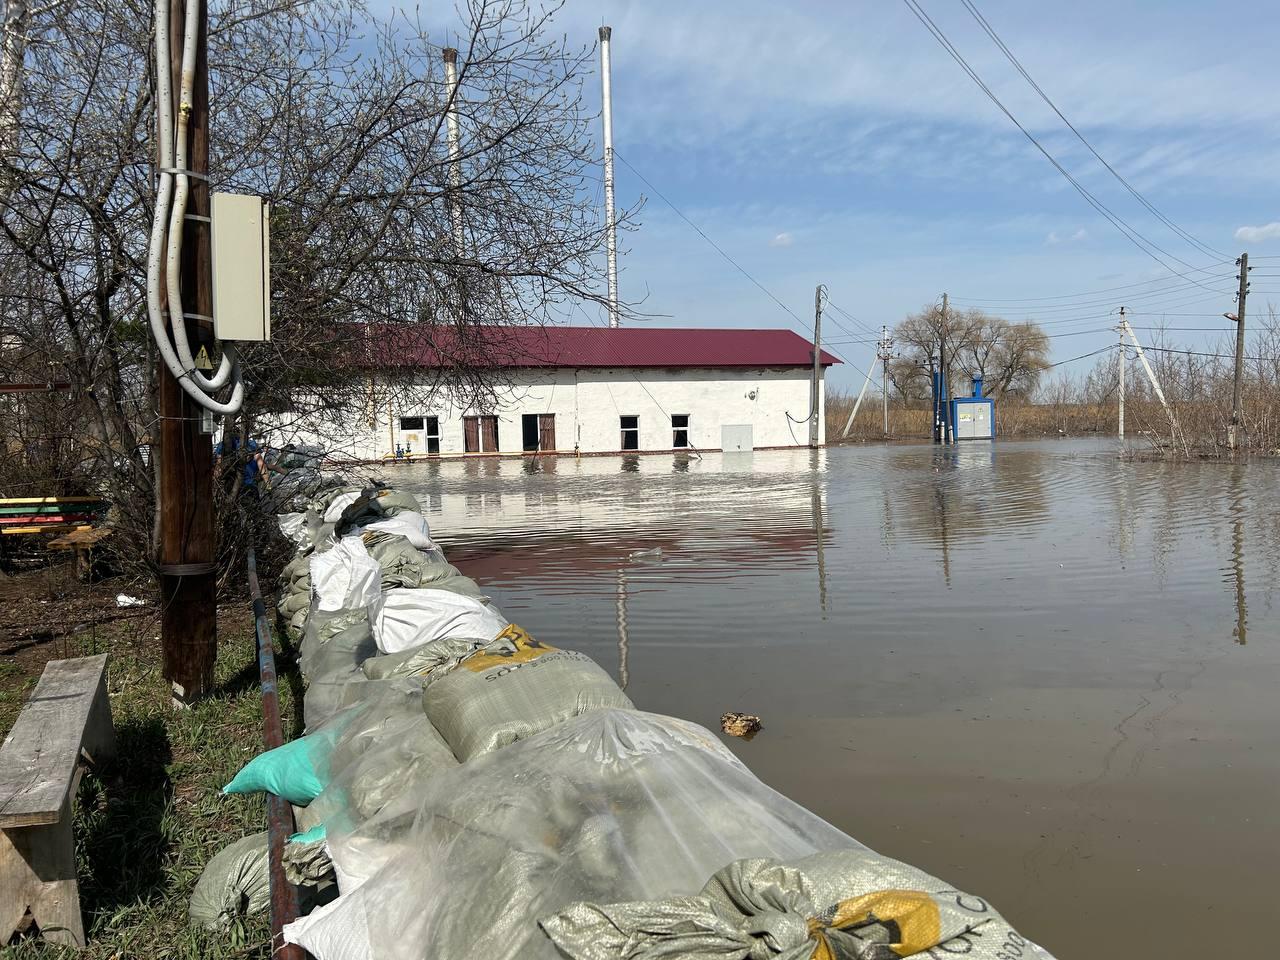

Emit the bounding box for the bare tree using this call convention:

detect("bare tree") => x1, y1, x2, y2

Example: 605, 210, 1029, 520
0, 0, 636, 582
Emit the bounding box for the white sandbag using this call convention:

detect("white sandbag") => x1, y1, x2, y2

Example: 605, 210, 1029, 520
278, 512, 309, 544
284, 891, 373, 960
310, 537, 383, 614
373, 588, 508, 655
323, 490, 363, 523
362, 512, 434, 551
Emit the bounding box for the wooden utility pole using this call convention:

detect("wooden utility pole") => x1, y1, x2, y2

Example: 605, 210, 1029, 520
1228, 252, 1249, 451
158, 0, 217, 705
809, 285, 823, 448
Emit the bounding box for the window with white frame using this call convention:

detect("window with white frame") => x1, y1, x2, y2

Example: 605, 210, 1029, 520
672, 414, 690, 448
620, 415, 639, 451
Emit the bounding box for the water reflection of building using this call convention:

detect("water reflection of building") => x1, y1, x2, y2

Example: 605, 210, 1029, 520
423, 449, 831, 684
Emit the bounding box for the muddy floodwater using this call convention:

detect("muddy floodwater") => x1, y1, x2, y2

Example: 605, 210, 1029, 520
393, 439, 1279, 958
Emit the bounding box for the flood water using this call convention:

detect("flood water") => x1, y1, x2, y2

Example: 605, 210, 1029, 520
393, 439, 1279, 958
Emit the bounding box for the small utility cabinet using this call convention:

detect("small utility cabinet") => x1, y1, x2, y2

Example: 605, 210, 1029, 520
950, 377, 996, 440
210, 193, 271, 342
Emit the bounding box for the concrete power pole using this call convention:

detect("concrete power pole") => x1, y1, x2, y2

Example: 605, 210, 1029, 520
810, 285, 823, 448
159, 0, 216, 704
940, 292, 952, 443
599, 26, 619, 327
1229, 252, 1249, 451
878, 325, 894, 436
1117, 308, 1125, 441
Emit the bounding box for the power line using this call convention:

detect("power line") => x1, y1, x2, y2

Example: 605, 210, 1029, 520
899, 0, 1227, 293
1047, 345, 1114, 368
959, 0, 1225, 260
612, 149, 873, 381
950, 273, 1235, 308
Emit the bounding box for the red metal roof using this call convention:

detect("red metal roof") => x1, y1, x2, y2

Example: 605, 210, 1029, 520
374, 325, 840, 370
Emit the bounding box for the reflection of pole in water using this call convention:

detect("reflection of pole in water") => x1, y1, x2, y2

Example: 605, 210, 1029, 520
934, 452, 952, 588
1229, 471, 1248, 645
615, 568, 630, 688
810, 451, 827, 614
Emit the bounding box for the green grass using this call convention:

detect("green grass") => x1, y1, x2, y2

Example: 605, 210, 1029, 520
2, 613, 301, 958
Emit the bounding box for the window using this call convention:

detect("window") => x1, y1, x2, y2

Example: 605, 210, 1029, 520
464, 415, 500, 453
620, 415, 639, 451
399, 416, 424, 431
672, 414, 689, 449
425, 415, 440, 455
521, 413, 556, 452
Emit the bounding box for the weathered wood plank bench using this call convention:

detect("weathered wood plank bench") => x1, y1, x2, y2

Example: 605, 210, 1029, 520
0, 655, 115, 948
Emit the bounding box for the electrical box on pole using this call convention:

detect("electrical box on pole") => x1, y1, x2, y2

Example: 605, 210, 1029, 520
211, 192, 271, 341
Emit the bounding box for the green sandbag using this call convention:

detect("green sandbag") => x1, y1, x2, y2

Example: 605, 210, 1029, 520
189, 831, 270, 930
360, 635, 489, 681
423, 624, 634, 762
223, 722, 349, 805
372, 489, 422, 515
362, 533, 470, 592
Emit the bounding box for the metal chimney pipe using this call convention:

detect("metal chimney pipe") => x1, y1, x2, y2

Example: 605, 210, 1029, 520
599, 25, 619, 327
443, 47, 465, 254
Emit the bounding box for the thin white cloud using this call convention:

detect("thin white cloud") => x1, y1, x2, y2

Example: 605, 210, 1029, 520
1047, 228, 1088, 245
1234, 222, 1280, 243
769, 231, 794, 248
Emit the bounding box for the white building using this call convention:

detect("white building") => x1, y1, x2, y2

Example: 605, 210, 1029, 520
284, 326, 836, 461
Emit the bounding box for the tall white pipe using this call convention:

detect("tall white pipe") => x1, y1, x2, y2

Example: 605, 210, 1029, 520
599, 25, 619, 327
443, 47, 465, 255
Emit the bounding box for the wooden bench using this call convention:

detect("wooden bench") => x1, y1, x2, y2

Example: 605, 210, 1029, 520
47, 528, 114, 582
0, 655, 115, 948
0, 497, 109, 536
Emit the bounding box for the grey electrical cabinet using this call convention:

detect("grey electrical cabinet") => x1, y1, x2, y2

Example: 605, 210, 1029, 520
952, 398, 995, 439
211, 193, 271, 341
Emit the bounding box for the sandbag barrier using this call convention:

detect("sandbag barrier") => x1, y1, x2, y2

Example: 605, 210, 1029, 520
198, 483, 1059, 960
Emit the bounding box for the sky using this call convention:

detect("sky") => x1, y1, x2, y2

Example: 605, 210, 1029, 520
375, 0, 1280, 390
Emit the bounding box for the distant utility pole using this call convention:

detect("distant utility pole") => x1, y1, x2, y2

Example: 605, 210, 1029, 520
599, 26, 619, 327
1116, 308, 1125, 441
159, 0, 216, 704
1228, 252, 1249, 451
810, 284, 823, 448
878, 324, 894, 436
940, 292, 952, 443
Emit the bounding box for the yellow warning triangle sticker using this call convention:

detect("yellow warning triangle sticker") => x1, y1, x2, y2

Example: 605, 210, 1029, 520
195, 346, 213, 371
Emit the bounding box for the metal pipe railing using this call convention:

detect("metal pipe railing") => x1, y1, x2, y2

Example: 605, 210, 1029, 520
247, 547, 305, 960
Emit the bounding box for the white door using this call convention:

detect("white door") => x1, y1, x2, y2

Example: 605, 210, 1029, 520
721, 424, 753, 452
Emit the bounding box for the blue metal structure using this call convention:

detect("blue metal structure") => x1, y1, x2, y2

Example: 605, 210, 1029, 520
949, 377, 995, 440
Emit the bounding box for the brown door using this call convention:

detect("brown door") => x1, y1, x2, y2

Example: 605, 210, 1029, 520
538, 414, 556, 452
481, 415, 499, 452
463, 416, 480, 453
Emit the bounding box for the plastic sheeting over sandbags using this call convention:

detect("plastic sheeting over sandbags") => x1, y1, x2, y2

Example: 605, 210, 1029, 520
284, 709, 863, 960
360, 635, 488, 681
542, 851, 1057, 960
373, 587, 508, 655
423, 625, 634, 761
310, 536, 383, 613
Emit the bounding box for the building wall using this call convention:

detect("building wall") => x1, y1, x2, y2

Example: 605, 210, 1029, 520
276, 366, 826, 460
